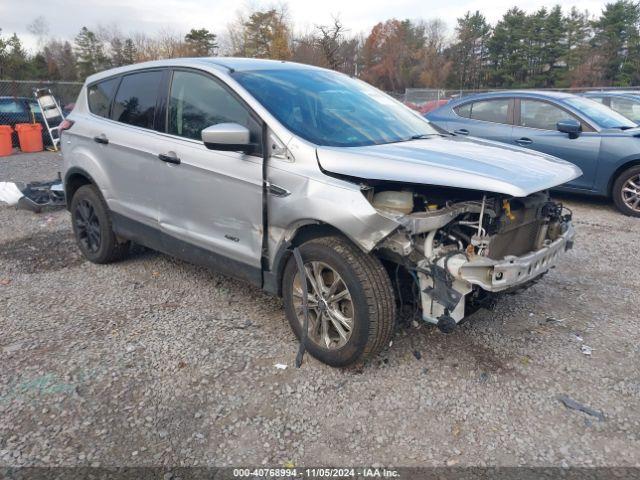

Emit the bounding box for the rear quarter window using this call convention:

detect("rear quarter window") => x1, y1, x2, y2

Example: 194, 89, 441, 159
88, 77, 119, 118
454, 103, 471, 118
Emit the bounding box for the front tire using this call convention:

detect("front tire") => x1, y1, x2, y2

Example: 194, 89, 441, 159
612, 166, 640, 217
282, 235, 396, 367
70, 184, 129, 263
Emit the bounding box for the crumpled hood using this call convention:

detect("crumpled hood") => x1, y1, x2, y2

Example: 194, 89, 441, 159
317, 135, 583, 197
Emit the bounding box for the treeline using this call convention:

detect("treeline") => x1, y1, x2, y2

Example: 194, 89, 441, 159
1, 0, 639, 91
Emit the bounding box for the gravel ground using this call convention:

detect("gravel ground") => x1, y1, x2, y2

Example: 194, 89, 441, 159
1, 151, 639, 468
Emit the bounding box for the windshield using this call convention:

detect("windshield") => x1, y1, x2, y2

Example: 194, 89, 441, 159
232, 68, 438, 147
564, 97, 637, 129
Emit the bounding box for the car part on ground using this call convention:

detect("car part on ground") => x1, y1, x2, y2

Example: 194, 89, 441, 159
0, 179, 66, 212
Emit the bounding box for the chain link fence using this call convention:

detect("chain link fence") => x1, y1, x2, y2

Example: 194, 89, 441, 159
0, 80, 83, 147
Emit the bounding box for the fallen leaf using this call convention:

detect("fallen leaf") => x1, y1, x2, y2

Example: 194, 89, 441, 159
0, 279, 11, 286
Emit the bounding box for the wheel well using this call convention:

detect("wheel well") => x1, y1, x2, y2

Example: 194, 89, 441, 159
65, 171, 93, 208
273, 222, 350, 296
609, 160, 640, 196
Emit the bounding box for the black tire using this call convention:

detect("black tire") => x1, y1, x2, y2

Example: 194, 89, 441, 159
70, 184, 129, 263
612, 166, 640, 217
282, 235, 396, 367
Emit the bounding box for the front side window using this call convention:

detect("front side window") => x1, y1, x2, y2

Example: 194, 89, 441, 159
609, 97, 640, 122
88, 77, 119, 118
111, 71, 162, 129
232, 68, 437, 147
168, 70, 261, 153
468, 99, 511, 124
520, 100, 574, 130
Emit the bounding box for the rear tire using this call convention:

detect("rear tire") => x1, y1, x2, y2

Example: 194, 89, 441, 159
70, 184, 129, 263
282, 235, 396, 367
612, 166, 640, 217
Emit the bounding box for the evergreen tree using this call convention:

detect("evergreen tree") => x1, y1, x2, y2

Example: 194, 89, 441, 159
2, 33, 29, 79
74, 26, 109, 79
449, 11, 491, 89
184, 28, 218, 56
562, 7, 592, 86
242, 9, 292, 59
592, 0, 640, 85
487, 7, 529, 86
122, 39, 137, 65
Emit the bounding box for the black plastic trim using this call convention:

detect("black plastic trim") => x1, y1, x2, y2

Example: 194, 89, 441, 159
111, 212, 262, 287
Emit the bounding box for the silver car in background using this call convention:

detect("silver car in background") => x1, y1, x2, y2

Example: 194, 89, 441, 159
61, 58, 580, 367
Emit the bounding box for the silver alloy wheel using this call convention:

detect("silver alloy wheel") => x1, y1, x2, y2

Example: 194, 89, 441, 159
292, 261, 354, 349
622, 174, 640, 212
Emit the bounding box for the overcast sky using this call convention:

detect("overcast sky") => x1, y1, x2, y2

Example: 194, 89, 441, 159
1, 0, 612, 52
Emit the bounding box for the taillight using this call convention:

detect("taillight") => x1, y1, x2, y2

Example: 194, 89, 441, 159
59, 119, 75, 132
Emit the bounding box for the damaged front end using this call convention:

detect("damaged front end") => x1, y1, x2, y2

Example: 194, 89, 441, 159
369, 185, 575, 331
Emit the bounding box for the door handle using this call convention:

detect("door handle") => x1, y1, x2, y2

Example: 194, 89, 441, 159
453, 129, 469, 136
93, 134, 109, 145
158, 152, 181, 164
515, 137, 533, 145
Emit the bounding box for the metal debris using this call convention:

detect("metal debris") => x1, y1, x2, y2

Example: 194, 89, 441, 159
557, 394, 605, 421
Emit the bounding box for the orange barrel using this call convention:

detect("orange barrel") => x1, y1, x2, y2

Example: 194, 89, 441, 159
0, 125, 13, 156
15, 123, 43, 153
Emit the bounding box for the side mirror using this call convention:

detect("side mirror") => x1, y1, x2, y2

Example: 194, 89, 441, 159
557, 119, 581, 139
202, 123, 255, 153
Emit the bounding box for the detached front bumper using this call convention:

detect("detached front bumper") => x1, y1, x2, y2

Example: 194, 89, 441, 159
457, 223, 575, 292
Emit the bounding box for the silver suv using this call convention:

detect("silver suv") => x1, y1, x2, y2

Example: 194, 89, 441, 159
62, 58, 580, 367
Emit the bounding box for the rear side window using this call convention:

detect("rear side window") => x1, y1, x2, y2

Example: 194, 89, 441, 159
87, 77, 119, 118
111, 71, 163, 129
168, 70, 262, 153
469, 99, 511, 124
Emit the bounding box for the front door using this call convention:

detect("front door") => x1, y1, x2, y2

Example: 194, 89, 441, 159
511, 98, 601, 191
154, 69, 264, 282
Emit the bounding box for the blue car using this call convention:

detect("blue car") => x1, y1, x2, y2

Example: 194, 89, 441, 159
426, 91, 640, 216
582, 90, 640, 124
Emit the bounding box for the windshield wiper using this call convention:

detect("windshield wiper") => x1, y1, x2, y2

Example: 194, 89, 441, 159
409, 133, 444, 140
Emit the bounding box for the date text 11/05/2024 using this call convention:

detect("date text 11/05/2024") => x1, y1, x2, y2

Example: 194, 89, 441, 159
232, 468, 400, 478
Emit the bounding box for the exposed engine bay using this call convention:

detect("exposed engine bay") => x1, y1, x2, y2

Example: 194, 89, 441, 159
364, 183, 575, 332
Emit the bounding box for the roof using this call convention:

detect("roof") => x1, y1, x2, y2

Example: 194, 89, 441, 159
462, 90, 574, 100
583, 90, 640, 97
85, 57, 322, 84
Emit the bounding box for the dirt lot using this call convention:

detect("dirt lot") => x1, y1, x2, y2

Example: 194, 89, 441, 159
1, 151, 639, 468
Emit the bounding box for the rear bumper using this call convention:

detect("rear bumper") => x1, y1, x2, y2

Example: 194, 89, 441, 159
458, 223, 575, 292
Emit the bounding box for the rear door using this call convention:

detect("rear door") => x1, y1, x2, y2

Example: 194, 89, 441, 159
447, 97, 514, 143
95, 69, 166, 226
152, 68, 264, 281
511, 98, 600, 190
